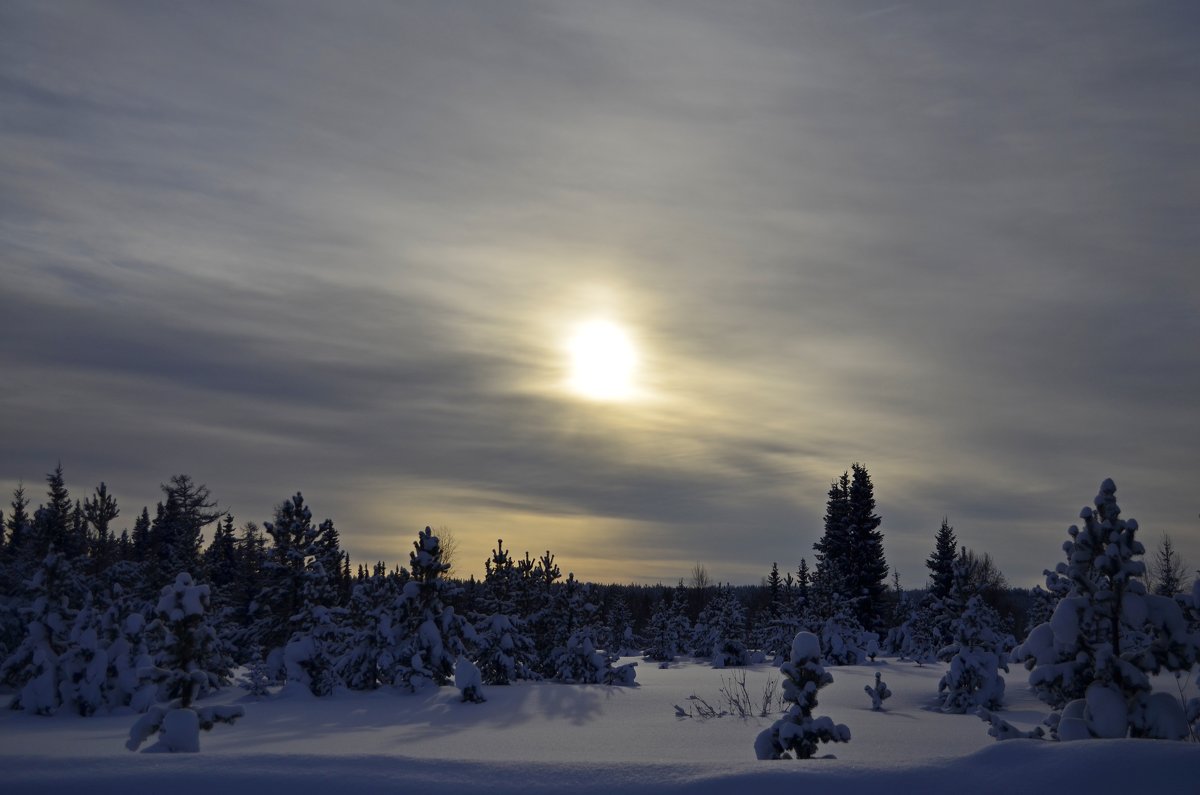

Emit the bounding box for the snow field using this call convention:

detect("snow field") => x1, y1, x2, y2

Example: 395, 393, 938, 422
3, 656, 1199, 793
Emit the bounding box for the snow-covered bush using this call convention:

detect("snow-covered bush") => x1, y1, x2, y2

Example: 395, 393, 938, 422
474, 612, 538, 685
550, 625, 637, 685
818, 601, 869, 666
454, 655, 486, 703
1012, 479, 1200, 740
755, 631, 850, 759
976, 708, 1045, 741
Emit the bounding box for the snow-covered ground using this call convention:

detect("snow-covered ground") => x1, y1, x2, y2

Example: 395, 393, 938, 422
2, 658, 1198, 793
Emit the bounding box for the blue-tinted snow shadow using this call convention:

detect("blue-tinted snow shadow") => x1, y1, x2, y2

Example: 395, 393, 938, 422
230, 679, 622, 746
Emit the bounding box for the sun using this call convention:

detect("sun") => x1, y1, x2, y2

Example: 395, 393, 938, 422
566, 319, 638, 401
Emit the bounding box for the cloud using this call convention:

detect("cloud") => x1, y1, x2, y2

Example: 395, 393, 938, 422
3, 1, 1198, 585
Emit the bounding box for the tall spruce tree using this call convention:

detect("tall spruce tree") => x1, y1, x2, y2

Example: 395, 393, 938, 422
149, 475, 221, 589
926, 517, 958, 601
257, 493, 339, 664
130, 507, 152, 563
84, 483, 120, 573
845, 464, 888, 632
812, 472, 851, 613
33, 463, 74, 558
3, 484, 33, 570
766, 563, 783, 619
812, 465, 888, 632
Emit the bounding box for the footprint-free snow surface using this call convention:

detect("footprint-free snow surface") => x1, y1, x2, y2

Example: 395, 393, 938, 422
3, 658, 1198, 793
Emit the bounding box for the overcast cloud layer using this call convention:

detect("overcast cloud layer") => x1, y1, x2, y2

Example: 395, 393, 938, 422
3, 1, 1198, 586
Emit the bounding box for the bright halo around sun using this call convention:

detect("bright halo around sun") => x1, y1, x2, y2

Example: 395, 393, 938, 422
566, 319, 638, 401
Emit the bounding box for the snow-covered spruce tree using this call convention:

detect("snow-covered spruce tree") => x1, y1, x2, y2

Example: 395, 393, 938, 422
1012, 479, 1200, 740
1148, 533, 1188, 597
756, 562, 801, 663
1186, 581, 1200, 737
219, 520, 269, 664
549, 623, 637, 685
890, 597, 941, 664
706, 586, 751, 668
283, 602, 342, 697
760, 604, 804, 666
94, 586, 158, 712
1024, 584, 1059, 636
755, 631, 850, 759
547, 574, 637, 685
0, 487, 35, 656
604, 595, 639, 657
473, 539, 538, 685
257, 494, 343, 692
392, 527, 473, 690
643, 587, 689, 663
336, 563, 401, 690
926, 517, 958, 602
282, 517, 346, 697
0, 550, 88, 714
818, 598, 869, 666
147, 475, 222, 593
141, 573, 233, 705
812, 466, 889, 633
57, 596, 110, 716
688, 585, 725, 659
516, 549, 561, 677
253, 493, 319, 662
127, 573, 242, 752
936, 595, 1008, 713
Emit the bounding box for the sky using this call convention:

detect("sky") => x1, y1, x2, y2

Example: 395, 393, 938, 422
2, 1, 1198, 588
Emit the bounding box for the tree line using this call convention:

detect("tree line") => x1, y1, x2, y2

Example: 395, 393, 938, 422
2, 463, 1196, 742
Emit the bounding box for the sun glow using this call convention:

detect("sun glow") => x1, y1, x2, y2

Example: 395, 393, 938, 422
566, 319, 638, 401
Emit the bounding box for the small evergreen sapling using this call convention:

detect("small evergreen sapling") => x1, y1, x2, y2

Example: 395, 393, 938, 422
454, 655, 486, 703
976, 709, 1045, 741
755, 631, 850, 759
864, 671, 891, 711
239, 648, 273, 697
